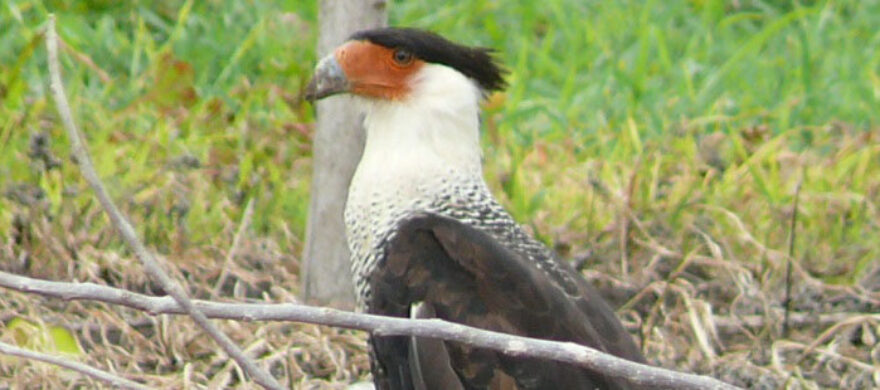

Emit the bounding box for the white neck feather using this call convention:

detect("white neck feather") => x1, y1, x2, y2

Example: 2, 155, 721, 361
353, 64, 485, 192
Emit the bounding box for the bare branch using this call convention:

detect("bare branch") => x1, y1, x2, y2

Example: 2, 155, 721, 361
0, 270, 739, 390
44, 15, 283, 390
0, 340, 150, 390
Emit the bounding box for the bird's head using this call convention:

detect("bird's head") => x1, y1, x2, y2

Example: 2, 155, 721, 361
305, 27, 506, 103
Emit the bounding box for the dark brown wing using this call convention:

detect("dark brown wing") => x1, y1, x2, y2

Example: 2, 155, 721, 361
366, 213, 645, 390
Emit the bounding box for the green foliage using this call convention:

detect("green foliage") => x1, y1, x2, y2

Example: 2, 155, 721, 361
0, 0, 877, 283
0, 0, 876, 287
395, 0, 880, 282
2, 0, 317, 254
5, 317, 82, 355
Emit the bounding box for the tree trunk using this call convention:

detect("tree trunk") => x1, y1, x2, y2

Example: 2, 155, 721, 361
301, 0, 387, 307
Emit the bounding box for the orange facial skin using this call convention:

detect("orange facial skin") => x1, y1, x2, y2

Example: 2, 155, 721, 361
335, 40, 425, 100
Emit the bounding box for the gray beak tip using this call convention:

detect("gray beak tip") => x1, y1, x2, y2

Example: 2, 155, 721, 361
304, 55, 349, 103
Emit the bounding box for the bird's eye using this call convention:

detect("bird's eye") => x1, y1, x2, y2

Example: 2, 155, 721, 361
392, 49, 414, 66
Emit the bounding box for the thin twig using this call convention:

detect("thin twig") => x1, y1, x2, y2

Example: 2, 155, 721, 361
784, 177, 803, 337
795, 313, 879, 365
0, 270, 740, 390
58, 39, 112, 83
620, 158, 642, 277
713, 311, 879, 334
212, 197, 256, 297
0, 340, 150, 390
44, 15, 283, 390
776, 340, 880, 374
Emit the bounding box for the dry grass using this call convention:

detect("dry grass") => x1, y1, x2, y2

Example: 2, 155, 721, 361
3, 124, 879, 389
1, 214, 371, 388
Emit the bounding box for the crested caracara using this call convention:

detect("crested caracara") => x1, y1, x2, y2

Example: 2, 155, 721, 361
306, 27, 646, 390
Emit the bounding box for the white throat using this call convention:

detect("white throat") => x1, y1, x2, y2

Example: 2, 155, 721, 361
351, 63, 485, 199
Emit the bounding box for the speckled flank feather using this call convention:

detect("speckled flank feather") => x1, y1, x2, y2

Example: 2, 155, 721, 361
346, 170, 576, 310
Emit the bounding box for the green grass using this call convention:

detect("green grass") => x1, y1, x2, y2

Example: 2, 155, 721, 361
1, 0, 876, 260
2, 0, 880, 387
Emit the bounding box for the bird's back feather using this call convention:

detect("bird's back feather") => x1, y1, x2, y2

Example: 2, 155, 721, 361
366, 213, 644, 389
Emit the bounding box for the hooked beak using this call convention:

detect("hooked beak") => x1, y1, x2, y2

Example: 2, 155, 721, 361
304, 54, 350, 102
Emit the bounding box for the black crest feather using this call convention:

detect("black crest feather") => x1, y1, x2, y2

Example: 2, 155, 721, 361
350, 27, 507, 92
